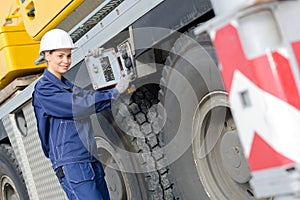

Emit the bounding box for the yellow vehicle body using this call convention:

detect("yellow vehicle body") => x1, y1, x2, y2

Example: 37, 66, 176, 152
0, 0, 44, 89
0, 25, 43, 89
19, 0, 84, 40
0, 0, 85, 89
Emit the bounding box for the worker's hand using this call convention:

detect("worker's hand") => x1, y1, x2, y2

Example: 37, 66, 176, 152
115, 74, 130, 94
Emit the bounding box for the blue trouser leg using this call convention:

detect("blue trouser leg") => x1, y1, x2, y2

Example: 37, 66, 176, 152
93, 161, 110, 199
56, 161, 110, 200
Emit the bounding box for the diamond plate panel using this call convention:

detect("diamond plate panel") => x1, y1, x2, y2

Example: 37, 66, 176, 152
22, 101, 66, 200
3, 101, 66, 200
2, 114, 39, 200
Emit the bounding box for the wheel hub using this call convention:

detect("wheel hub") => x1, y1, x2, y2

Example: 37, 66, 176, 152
220, 130, 251, 184
1, 176, 19, 200
95, 137, 130, 200
192, 91, 267, 199
105, 166, 125, 200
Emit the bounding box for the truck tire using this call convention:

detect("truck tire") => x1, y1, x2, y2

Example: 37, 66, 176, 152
110, 85, 175, 200
158, 33, 272, 199
0, 144, 29, 200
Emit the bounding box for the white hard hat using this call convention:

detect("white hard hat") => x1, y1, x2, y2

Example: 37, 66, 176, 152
39, 29, 76, 56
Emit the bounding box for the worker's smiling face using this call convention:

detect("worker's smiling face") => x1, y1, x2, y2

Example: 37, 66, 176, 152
45, 48, 72, 79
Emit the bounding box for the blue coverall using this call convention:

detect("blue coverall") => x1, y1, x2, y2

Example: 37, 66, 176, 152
32, 69, 115, 200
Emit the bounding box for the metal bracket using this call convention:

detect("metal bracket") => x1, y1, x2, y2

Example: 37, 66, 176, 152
117, 40, 136, 80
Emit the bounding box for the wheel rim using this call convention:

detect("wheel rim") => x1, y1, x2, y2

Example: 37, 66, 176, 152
95, 137, 131, 200
0, 175, 20, 200
192, 91, 270, 200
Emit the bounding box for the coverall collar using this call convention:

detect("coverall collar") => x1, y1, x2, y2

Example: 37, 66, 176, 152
43, 69, 72, 90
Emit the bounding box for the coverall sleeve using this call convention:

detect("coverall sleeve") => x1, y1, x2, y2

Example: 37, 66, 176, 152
34, 82, 114, 118
32, 93, 50, 158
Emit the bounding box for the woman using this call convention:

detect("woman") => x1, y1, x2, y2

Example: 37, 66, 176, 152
32, 29, 128, 200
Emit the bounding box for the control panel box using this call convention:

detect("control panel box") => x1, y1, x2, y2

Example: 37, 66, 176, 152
85, 48, 122, 90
